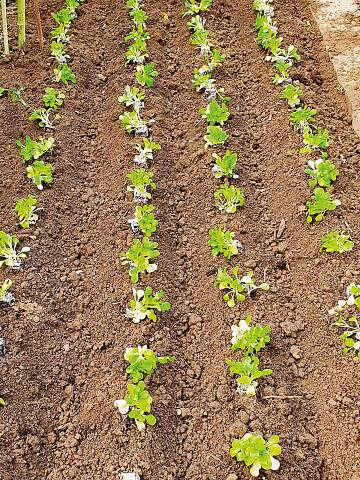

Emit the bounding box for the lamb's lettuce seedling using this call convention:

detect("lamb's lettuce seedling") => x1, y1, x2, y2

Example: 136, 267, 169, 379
120, 237, 160, 283
306, 187, 340, 223
135, 63, 158, 87
16, 136, 55, 163
300, 126, 329, 154
329, 282, 360, 316
128, 204, 158, 236
43, 87, 65, 109
182, 0, 213, 16
53, 64, 77, 85
304, 153, 339, 188
333, 315, 360, 357
123, 345, 175, 383
290, 106, 317, 132
14, 194, 39, 228
281, 83, 302, 107
231, 315, 271, 354
199, 99, 230, 126
226, 355, 272, 396
118, 85, 145, 113
127, 168, 156, 202
126, 287, 171, 323
320, 230, 354, 254
212, 150, 238, 179
0, 279, 14, 305
216, 267, 269, 307
50, 41, 70, 64
208, 227, 241, 259
0, 232, 30, 269
125, 38, 148, 64
214, 183, 245, 214
29, 108, 56, 129
205, 125, 228, 147
133, 138, 161, 166
230, 433, 281, 477
26, 161, 54, 190
114, 381, 155, 431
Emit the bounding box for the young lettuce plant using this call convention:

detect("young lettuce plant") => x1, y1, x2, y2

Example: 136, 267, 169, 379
300, 126, 329, 154
28, 108, 55, 129
120, 111, 148, 135
190, 28, 213, 56
208, 227, 241, 259
128, 204, 158, 236
126, 287, 171, 323
8, 86, 26, 107
290, 106, 317, 132
216, 267, 269, 307
231, 315, 271, 354
50, 41, 70, 64
182, 0, 212, 16
43, 87, 65, 109
53, 64, 77, 85
304, 153, 339, 188
204, 125, 228, 147
230, 433, 281, 477
114, 381, 155, 431
26, 161, 54, 190
123, 345, 175, 383
329, 282, 360, 316
306, 187, 340, 223
281, 82, 302, 108
0, 231, 30, 269
204, 48, 225, 72
127, 168, 156, 202
120, 237, 160, 283
135, 63, 158, 87
199, 99, 230, 125
118, 85, 145, 113
16, 136, 55, 163
320, 230, 354, 254
214, 183, 245, 214
133, 138, 161, 166
124, 38, 148, 64
212, 150, 238, 179
0, 279, 14, 305
333, 315, 360, 358
50, 24, 71, 43
226, 355, 272, 396
14, 194, 39, 228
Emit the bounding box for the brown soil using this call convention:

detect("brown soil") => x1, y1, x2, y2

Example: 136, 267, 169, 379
1, 0, 360, 479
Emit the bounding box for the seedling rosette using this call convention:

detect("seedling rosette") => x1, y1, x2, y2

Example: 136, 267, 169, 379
0, 279, 14, 305
231, 315, 271, 354
226, 355, 272, 396
306, 187, 340, 223
14, 194, 39, 228
208, 227, 241, 259
118, 85, 145, 113
125, 287, 171, 323
199, 99, 230, 125
216, 267, 269, 307
16, 136, 55, 163
114, 381, 156, 431
320, 230, 353, 254
123, 345, 175, 383
127, 168, 156, 202
212, 150, 238, 179
214, 183, 245, 214
133, 138, 161, 166
26, 161, 54, 190
0, 231, 30, 269
43, 87, 65, 109
204, 125, 228, 148
120, 237, 160, 283
128, 204, 158, 236
304, 153, 339, 188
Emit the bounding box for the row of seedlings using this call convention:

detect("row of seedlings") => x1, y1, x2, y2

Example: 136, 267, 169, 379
252, 0, 354, 254
0, 0, 85, 407
114, 0, 174, 433
182, 1, 281, 477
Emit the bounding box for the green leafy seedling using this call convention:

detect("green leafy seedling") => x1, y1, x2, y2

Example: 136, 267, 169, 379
123, 345, 175, 383
14, 194, 39, 228
29, 108, 55, 129
204, 125, 228, 147
120, 237, 160, 283
182, 0, 212, 16
126, 287, 171, 323
231, 315, 271, 354
118, 85, 145, 113
8, 86, 26, 106
16, 136, 55, 163
300, 126, 329, 154
230, 433, 281, 477
212, 150, 238, 179
129, 204, 158, 236
226, 355, 272, 396
26, 161, 54, 190
133, 137, 161, 166
119, 111, 148, 135
208, 227, 241, 259
321, 230, 354, 253
53, 64, 77, 85
0, 279, 14, 304
50, 24, 71, 43
216, 267, 269, 307
114, 381, 155, 431
135, 63, 158, 87
124, 38, 148, 65
333, 315, 360, 358
306, 187, 340, 223
281, 83, 302, 107
127, 168, 156, 202
0, 231, 30, 269
214, 183, 244, 213
43, 87, 65, 109
50, 41, 70, 63
290, 106, 317, 132
304, 153, 339, 188
199, 99, 230, 125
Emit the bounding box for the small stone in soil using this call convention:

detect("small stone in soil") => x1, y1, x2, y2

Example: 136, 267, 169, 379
0, 338, 6, 356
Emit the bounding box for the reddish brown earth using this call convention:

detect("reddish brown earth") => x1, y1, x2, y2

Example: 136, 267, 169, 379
0, 0, 360, 479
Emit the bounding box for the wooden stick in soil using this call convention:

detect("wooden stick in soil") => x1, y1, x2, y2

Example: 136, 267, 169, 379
33, 0, 43, 50
17, 0, 25, 47
1, 0, 9, 55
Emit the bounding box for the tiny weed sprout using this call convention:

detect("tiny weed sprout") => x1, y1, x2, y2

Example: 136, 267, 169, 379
16, 136, 55, 163
128, 204, 158, 236
120, 111, 148, 136
29, 108, 55, 129
26, 161, 54, 190
226, 355, 272, 396
118, 85, 145, 113
300, 126, 329, 154
127, 168, 156, 202
126, 287, 171, 323
321, 230, 354, 254
290, 106, 317, 132
304, 153, 339, 188
50, 41, 70, 64
120, 237, 160, 283
214, 183, 245, 214
231, 315, 271, 354
216, 267, 269, 307
208, 227, 241, 259
230, 433, 281, 477
133, 138, 161, 166
281, 83, 302, 107
124, 345, 175, 383
333, 316, 360, 358
182, 0, 212, 16
306, 187, 341, 223
43, 87, 65, 109
199, 99, 230, 125
114, 381, 155, 431
0, 279, 14, 305
8, 86, 26, 106
53, 64, 77, 85
204, 125, 228, 147
135, 63, 159, 87
125, 38, 148, 64
0, 231, 30, 269
14, 194, 39, 228
212, 150, 238, 179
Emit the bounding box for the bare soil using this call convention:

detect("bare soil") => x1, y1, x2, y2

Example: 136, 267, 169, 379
0, 0, 359, 479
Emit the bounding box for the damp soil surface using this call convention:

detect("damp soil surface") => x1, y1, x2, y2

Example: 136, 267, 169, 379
0, 0, 360, 479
